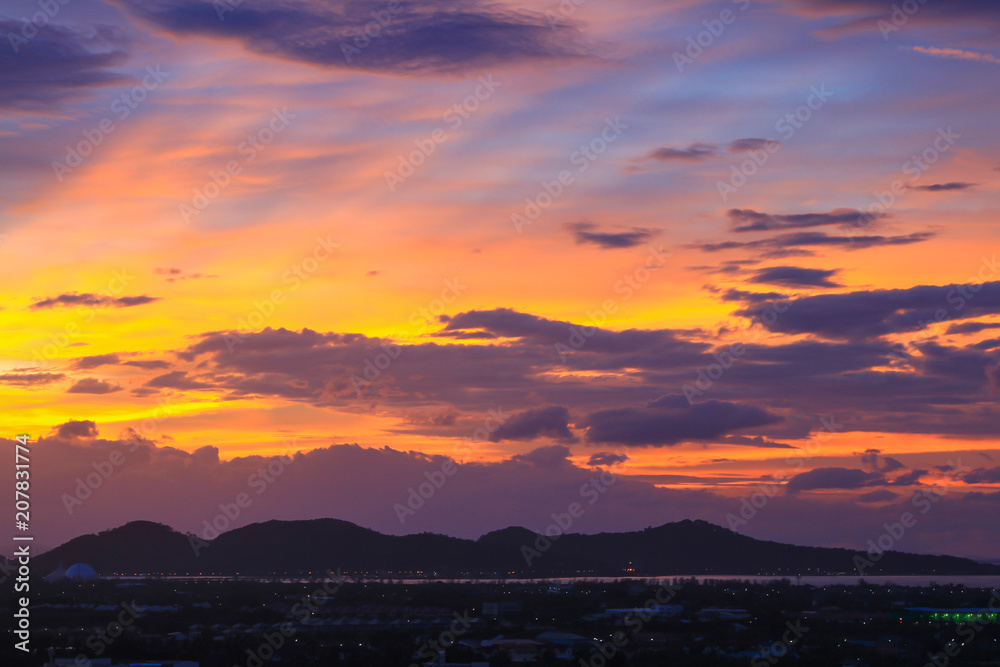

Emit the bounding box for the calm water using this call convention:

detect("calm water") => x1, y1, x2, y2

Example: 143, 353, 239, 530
114, 574, 1000, 588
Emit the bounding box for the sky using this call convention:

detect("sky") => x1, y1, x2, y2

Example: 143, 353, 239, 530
2, 0, 1000, 562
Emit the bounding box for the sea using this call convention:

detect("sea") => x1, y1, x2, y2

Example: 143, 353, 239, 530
113, 574, 1000, 588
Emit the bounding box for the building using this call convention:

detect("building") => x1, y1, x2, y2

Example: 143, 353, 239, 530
891, 608, 1000, 624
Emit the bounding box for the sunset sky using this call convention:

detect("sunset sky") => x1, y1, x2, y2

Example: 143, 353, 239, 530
2, 0, 1000, 561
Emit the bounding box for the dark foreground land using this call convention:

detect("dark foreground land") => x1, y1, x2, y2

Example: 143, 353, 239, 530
4, 577, 1000, 666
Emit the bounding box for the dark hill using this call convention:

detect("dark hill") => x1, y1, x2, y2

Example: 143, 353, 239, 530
34, 518, 1000, 578
34, 521, 197, 576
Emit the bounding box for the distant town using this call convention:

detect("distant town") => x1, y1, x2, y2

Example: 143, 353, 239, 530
5, 575, 1000, 666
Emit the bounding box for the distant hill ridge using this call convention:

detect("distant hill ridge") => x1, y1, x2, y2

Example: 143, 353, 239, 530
32, 518, 1000, 578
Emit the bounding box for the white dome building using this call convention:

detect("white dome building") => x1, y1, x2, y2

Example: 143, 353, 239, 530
65, 563, 98, 581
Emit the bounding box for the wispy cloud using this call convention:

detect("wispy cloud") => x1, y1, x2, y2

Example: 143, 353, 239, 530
566, 222, 657, 249
29, 293, 160, 310
910, 46, 1000, 65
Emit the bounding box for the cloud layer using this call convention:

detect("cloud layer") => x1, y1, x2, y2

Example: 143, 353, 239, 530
111, 0, 589, 74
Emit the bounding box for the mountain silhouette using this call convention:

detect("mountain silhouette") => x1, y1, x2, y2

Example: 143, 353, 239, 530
32, 518, 1000, 578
